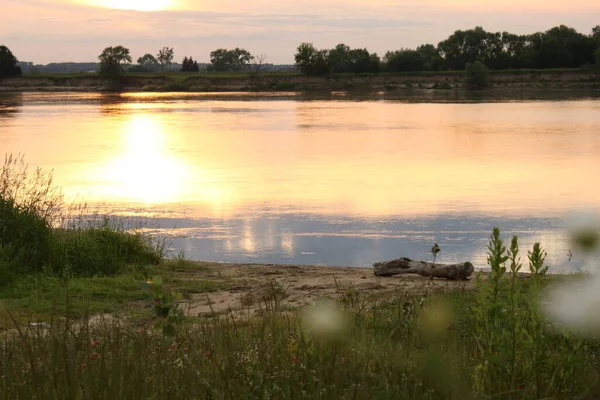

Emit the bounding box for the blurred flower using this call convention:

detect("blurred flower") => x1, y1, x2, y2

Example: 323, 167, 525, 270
567, 210, 600, 255
90, 353, 101, 360
542, 274, 600, 335
302, 300, 350, 339
542, 210, 600, 335
419, 299, 454, 341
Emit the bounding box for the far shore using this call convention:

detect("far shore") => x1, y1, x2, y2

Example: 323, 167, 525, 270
1, 69, 599, 93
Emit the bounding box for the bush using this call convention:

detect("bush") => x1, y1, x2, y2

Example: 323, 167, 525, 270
0, 45, 22, 79
0, 155, 163, 280
465, 61, 490, 88
161, 82, 189, 92
0, 197, 51, 277
50, 222, 160, 277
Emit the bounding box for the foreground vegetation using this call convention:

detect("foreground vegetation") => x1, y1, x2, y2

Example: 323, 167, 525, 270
2, 155, 600, 398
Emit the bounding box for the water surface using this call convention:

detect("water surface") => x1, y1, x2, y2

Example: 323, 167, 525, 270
2, 91, 600, 272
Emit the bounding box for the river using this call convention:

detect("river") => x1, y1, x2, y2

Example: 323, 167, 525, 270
1, 91, 599, 272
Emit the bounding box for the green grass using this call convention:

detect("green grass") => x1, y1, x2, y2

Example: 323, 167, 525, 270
1, 273, 600, 399
0, 274, 147, 329
0, 155, 163, 281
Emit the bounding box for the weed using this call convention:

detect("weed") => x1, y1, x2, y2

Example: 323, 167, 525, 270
0, 155, 165, 279
141, 276, 185, 336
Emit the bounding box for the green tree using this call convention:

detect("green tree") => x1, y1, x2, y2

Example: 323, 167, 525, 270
383, 49, 425, 72
465, 60, 490, 88
98, 46, 132, 77
295, 43, 317, 75
229, 48, 254, 71
328, 44, 351, 73
294, 43, 330, 76
209, 48, 253, 72
180, 56, 199, 72
438, 27, 490, 70
347, 48, 380, 73
137, 53, 158, 69
209, 49, 229, 72
0, 45, 22, 79
157, 47, 174, 71
416, 44, 444, 70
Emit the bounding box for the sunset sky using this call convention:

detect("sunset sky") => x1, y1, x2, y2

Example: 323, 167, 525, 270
3, 0, 599, 65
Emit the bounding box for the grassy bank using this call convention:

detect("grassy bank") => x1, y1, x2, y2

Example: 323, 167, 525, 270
1, 68, 598, 92
2, 155, 600, 398
2, 268, 600, 399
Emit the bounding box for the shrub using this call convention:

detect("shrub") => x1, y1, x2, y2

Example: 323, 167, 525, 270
0, 155, 163, 280
50, 222, 160, 277
161, 82, 189, 92
465, 61, 490, 88
0, 197, 51, 276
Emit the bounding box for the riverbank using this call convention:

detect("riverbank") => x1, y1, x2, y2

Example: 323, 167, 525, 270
0, 260, 477, 331
3, 258, 597, 399
1, 69, 599, 92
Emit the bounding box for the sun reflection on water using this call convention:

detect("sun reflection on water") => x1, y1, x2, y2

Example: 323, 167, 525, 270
91, 115, 189, 204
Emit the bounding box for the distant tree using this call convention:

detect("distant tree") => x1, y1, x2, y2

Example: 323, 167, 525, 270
249, 53, 268, 80
416, 44, 444, 70
465, 61, 490, 88
0, 45, 22, 79
137, 53, 158, 69
209, 49, 229, 72
233, 48, 254, 71
328, 44, 351, 73
593, 25, 600, 38
294, 43, 318, 75
294, 43, 330, 76
383, 50, 425, 72
209, 48, 254, 72
253, 53, 267, 74
347, 48, 380, 73
98, 46, 132, 77
157, 47, 174, 71
180, 56, 199, 72
596, 48, 600, 65
437, 27, 490, 70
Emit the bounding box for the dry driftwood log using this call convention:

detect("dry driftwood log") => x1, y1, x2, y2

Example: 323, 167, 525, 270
373, 258, 474, 280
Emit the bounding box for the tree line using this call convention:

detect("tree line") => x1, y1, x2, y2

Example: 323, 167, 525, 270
296, 25, 600, 75
1, 24, 599, 80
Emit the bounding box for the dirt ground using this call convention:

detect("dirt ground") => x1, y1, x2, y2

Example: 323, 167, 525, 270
178, 263, 477, 317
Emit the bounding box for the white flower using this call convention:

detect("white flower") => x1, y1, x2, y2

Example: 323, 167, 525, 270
566, 210, 600, 256
302, 300, 349, 338
542, 273, 600, 335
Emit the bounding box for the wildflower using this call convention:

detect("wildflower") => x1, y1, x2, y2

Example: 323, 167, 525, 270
81, 363, 87, 370
302, 300, 350, 339
542, 210, 600, 335
90, 339, 100, 347
542, 274, 600, 334
90, 353, 101, 360
183, 348, 189, 353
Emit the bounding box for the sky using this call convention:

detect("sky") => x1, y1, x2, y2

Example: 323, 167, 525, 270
2, 0, 600, 65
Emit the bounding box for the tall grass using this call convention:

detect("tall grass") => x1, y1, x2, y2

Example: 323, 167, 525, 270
0, 154, 164, 281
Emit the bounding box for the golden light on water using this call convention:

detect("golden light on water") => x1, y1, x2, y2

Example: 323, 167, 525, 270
80, 0, 175, 11
3, 94, 600, 219
91, 115, 189, 204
